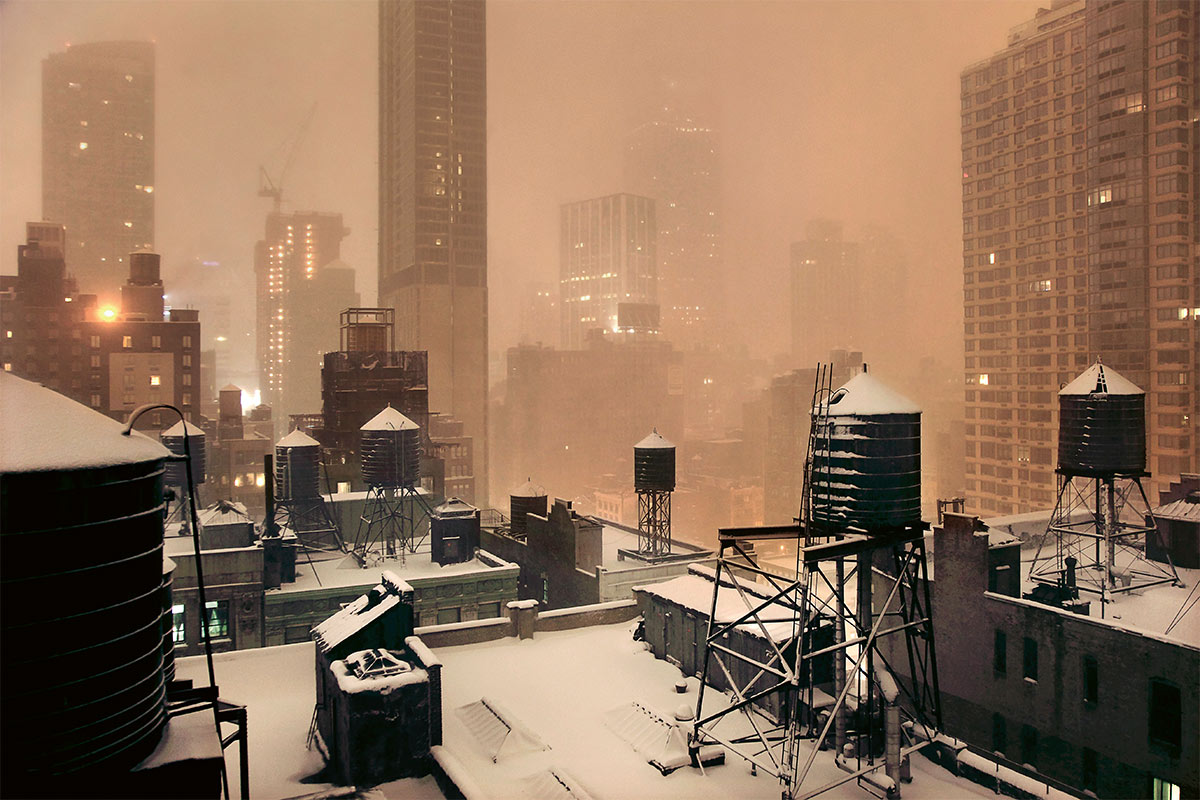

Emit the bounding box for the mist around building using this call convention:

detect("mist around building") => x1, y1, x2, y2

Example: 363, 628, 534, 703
0, 1, 1197, 800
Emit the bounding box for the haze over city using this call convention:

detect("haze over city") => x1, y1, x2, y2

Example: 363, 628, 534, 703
3, 0, 1041, 374
1, 1, 1197, 798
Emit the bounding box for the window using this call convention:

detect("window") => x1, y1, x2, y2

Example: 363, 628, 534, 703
436, 607, 461, 625
203, 600, 230, 639
182, 392, 192, 407
182, 354, 192, 368
182, 373, 191, 386
149, 375, 160, 387
89, 355, 101, 369
1019, 724, 1037, 766
994, 630, 1007, 674
89, 334, 100, 348
992, 713, 1007, 754
1153, 778, 1182, 800
1083, 656, 1098, 704
1149, 679, 1182, 752
1023, 637, 1038, 681
90, 393, 101, 407
122, 335, 133, 349
182, 335, 193, 349
171, 603, 186, 644
477, 602, 501, 620
151, 334, 161, 349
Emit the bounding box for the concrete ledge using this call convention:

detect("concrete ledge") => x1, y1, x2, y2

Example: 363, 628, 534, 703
415, 617, 514, 647
537, 599, 639, 631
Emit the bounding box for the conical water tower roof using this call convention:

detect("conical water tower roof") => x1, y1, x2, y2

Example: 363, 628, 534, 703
162, 419, 205, 438
635, 430, 674, 449
511, 478, 546, 498
361, 405, 419, 431
0, 373, 169, 472
435, 497, 477, 516
1059, 361, 1142, 396
277, 429, 319, 448
820, 371, 920, 416
220, 384, 241, 393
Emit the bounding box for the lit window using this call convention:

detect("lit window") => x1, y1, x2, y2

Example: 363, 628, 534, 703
78, 142, 88, 150
203, 600, 230, 639
122, 335, 133, 349
979, 374, 990, 386
171, 603, 186, 644
149, 375, 160, 387
1153, 778, 1181, 800
151, 335, 161, 349
123, 221, 133, 228
989, 252, 996, 264
3, 363, 11, 372
4, 330, 10, 338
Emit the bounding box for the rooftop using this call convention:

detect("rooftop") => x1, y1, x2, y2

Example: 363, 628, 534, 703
176, 622, 1036, 800
274, 545, 512, 595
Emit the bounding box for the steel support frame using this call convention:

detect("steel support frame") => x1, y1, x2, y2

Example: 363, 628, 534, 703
1029, 471, 1180, 601
690, 528, 941, 799
273, 496, 343, 553
351, 484, 434, 566
637, 488, 672, 557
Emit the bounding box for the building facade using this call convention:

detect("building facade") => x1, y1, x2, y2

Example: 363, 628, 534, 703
624, 112, 720, 348
2, 225, 199, 430
961, 0, 1198, 514
559, 193, 658, 349
790, 220, 862, 367
42, 41, 154, 302
378, 0, 488, 500
254, 211, 357, 433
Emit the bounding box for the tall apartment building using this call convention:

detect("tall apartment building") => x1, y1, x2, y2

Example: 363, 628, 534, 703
378, 0, 488, 500
961, 0, 1197, 514
624, 113, 721, 347
790, 220, 862, 367
42, 42, 154, 301
254, 211, 358, 433
560, 193, 658, 349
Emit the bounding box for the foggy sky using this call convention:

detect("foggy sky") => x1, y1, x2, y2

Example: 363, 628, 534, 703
1, 0, 1041, 381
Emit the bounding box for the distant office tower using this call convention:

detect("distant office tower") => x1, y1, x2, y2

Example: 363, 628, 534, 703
790, 220, 861, 366
42, 42, 154, 300
961, 1, 1197, 514
559, 193, 658, 349
378, 0, 488, 499
255, 211, 358, 431
625, 110, 720, 347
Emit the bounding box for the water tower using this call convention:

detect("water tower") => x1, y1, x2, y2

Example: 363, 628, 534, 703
273, 429, 342, 552
1029, 361, 1180, 601
160, 419, 206, 533
509, 478, 547, 539
351, 405, 433, 565
634, 430, 675, 557
692, 364, 940, 798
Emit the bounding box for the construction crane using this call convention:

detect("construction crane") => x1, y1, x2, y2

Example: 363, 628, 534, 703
258, 103, 317, 212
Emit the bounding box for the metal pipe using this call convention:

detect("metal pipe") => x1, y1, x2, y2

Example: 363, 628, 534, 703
834, 556, 847, 756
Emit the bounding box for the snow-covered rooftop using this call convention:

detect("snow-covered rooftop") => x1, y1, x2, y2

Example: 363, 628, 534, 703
362, 405, 419, 431
276, 429, 319, 448
177, 624, 1033, 800
275, 545, 510, 595
0, 372, 169, 473
197, 500, 251, 526
1059, 361, 1142, 396
435, 497, 477, 516
635, 430, 674, 450
819, 371, 920, 416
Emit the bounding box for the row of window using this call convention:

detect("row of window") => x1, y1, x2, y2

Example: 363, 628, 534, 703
171, 599, 230, 645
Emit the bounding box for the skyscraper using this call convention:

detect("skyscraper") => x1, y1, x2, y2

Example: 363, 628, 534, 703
961, 0, 1197, 514
560, 193, 657, 349
790, 219, 861, 366
624, 109, 720, 348
42, 42, 154, 301
255, 211, 358, 432
379, 0, 488, 499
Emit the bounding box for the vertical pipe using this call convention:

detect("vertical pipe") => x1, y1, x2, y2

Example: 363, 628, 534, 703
834, 556, 847, 756
264, 454, 276, 537
885, 700, 901, 794
1105, 477, 1117, 587
857, 551, 873, 761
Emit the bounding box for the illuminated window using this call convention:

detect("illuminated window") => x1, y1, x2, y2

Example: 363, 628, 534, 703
171, 603, 186, 644
203, 600, 230, 639
151, 335, 161, 349
149, 375, 160, 387
122, 335, 133, 349
78, 142, 88, 150
979, 374, 990, 386
1153, 778, 1182, 800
